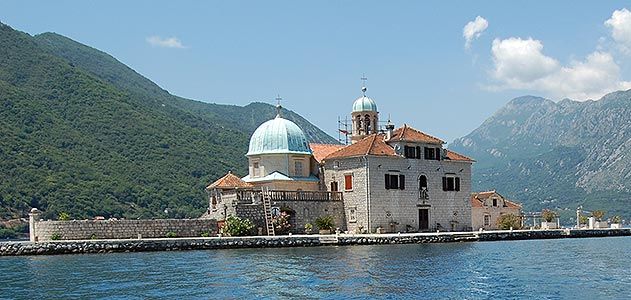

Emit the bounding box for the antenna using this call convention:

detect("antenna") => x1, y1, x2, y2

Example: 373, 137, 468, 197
338, 116, 350, 145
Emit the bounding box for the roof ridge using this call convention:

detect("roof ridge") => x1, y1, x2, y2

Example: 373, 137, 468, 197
366, 134, 377, 155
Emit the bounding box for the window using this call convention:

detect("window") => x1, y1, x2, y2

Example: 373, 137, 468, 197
349, 208, 357, 223
492, 198, 498, 207
419, 175, 428, 199
294, 160, 303, 176
253, 162, 260, 177
385, 174, 405, 190
484, 214, 491, 226
364, 115, 371, 133
442, 175, 460, 191
424, 147, 442, 160
344, 174, 353, 191
330, 181, 338, 192
404, 146, 422, 159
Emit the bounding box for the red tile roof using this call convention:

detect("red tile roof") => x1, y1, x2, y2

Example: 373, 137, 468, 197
470, 191, 522, 209
310, 143, 345, 163
324, 134, 397, 160
445, 150, 475, 162
206, 171, 253, 190
389, 124, 444, 144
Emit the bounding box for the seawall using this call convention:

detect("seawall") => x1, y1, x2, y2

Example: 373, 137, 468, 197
2, 228, 630, 256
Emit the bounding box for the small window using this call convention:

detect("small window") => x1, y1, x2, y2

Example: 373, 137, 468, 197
442, 175, 460, 191
385, 174, 405, 190
344, 174, 353, 191
492, 198, 498, 207
294, 160, 303, 176
484, 214, 491, 226
330, 181, 338, 192
349, 208, 357, 223
424, 147, 442, 160
404, 146, 422, 159
253, 162, 260, 177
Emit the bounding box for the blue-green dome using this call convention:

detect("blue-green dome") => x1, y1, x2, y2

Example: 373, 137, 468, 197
247, 116, 312, 156
352, 96, 378, 112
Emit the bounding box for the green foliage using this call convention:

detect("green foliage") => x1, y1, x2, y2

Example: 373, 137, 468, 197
165, 231, 177, 238
90, 233, 97, 240
612, 215, 622, 223
0, 23, 337, 221
591, 210, 606, 221
496, 214, 522, 230
0, 228, 17, 239
579, 215, 589, 225
58, 212, 70, 221
222, 216, 254, 237
541, 209, 557, 222
304, 223, 313, 233
200, 231, 210, 237
314, 216, 335, 230
50, 233, 61, 240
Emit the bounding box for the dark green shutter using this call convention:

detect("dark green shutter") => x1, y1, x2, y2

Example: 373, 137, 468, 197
436, 147, 441, 160
455, 177, 460, 191
399, 175, 405, 190
442, 177, 447, 191
385, 174, 390, 189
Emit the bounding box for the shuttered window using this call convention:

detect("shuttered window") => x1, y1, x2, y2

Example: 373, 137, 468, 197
385, 174, 405, 190
442, 175, 460, 191
344, 174, 353, 191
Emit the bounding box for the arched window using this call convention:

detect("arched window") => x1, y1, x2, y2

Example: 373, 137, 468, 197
356, 115, 362, 133
419, 175, 428, 199
364, 115, 371, 133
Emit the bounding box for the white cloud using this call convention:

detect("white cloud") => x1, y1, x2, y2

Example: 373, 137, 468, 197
463, 16, 488, 49
146, 36, 187, 49
490, 37, 631, 100
605, 8, 631, 54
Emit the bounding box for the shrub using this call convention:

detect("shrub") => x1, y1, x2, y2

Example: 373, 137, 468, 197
58, 212, 71, 221
541, 209, 557, 222
0, 228, 17, 239
579, 215, 589, 225
273, 211, 292, 235
314, 216, 335, 230
592, 210, 606, 221
222, 216, 255, 237
90, 233, 98, 240
611, 215, 622, 224
304, 223, 313, 233
165, 232, 177, 238
50, 233, 62, 240
201, 231, 210, 237
497, 214, 522, 230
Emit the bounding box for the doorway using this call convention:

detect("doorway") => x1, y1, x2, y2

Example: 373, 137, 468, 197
418, 209, 429, 231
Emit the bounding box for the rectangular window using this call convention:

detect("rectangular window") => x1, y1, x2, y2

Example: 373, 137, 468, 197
349, 208, 357, 223
253, 162, 260, 177
404, 146, 422, 159
294, 160, 303, 177
492, 198, 497, 207
442, 175, 460, 191
385, 174, 405, 190
344, 174, 353, 191
484, 214, 491, 226
424, 147, 442, 160
330, 181, 338, 192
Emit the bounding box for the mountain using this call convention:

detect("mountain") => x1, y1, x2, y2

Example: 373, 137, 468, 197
0, 23, 337, 221
450, 93, 631, 220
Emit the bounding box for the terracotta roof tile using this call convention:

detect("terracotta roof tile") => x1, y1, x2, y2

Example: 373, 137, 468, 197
504, 199, 522, 209
324, 134, 396, 160
470, 197, 484, 208
445, 150, 475, 162
471, 191, 522, 209
206, 172, 253, 190
389, 124, 444, 144
310, 143, 345, 163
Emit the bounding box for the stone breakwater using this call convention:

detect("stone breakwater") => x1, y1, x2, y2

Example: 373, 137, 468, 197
1, 228, 630, 256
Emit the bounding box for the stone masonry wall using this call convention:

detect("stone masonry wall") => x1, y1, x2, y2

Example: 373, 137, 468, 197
31, 218, 218, 241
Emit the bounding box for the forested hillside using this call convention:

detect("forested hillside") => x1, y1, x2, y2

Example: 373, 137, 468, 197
0, 23, 337, 220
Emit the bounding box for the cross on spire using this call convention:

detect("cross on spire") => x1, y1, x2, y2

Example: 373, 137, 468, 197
360, 74, 368, 96
275, 94, 283, 117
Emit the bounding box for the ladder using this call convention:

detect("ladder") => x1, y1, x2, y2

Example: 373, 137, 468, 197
262, 187, 275, 236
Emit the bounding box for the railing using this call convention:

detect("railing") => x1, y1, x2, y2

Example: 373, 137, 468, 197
235, 189, 343, 203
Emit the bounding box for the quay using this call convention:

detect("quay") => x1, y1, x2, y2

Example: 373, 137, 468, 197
1, 228, 630, 256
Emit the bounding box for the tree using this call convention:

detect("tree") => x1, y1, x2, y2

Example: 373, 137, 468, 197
591, 210, 606, 221
222, 216, 254, 236
541, 209, 557, 222
497, 214, 522, 230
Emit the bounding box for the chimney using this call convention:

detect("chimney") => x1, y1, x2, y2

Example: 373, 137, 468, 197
385, 118, 395, 141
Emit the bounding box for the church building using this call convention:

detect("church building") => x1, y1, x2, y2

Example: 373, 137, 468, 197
205, 83, 475, 234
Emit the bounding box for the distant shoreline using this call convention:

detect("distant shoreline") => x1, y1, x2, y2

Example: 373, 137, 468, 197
1, 228, 629, 256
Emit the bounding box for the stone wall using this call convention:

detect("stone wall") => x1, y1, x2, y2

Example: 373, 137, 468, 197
30, 215, 217, 241
3, 228, 630, 256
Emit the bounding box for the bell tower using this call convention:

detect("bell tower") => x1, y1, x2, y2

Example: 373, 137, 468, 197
350, 78, 379, 144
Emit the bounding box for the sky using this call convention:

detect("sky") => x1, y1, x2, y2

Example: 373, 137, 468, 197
2, 1, 631, 143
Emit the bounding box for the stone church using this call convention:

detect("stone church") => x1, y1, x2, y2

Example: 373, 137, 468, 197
205, 85, 474, 234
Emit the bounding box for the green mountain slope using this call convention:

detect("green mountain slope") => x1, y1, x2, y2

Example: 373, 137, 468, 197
450, 93, 631, 221
0, 23, 337, 220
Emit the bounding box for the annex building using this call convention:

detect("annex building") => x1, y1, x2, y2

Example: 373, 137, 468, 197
205, 84, 475, 234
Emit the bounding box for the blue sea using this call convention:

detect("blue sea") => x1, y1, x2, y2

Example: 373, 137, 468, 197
1, 237, 630, 299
